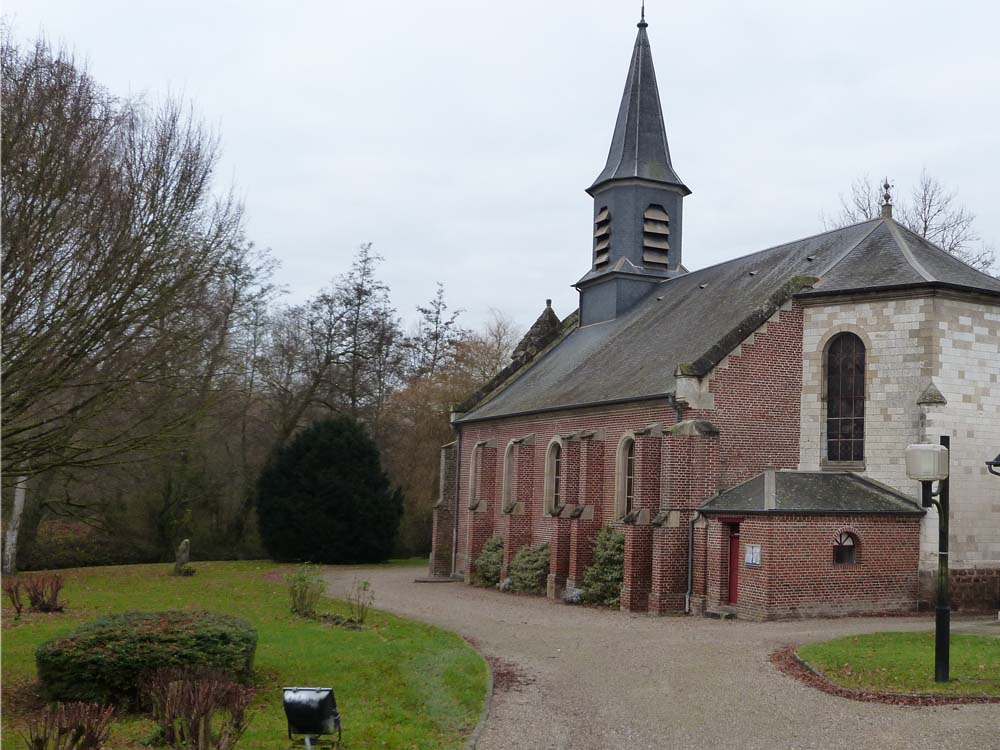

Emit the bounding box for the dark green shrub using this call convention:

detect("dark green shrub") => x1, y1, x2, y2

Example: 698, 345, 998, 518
256, 417, 404, 563
473, 536, 503, 587
581, 528, 625, 607
36, 611, 257, 706
509, 544, 550, 594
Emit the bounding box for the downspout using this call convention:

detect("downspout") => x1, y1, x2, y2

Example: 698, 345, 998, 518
665, 391, 684, 424
686, 511, 701, 613
450, 427, 462, 578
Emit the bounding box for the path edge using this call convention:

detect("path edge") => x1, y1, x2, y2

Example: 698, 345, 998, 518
465, 645, 495, 750
770, 645, 1000, 706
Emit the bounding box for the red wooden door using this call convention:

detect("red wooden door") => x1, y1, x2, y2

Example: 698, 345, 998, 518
728, 527, 740, 604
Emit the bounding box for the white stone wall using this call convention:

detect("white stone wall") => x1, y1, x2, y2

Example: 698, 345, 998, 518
921, 298, 1000, 568
799, 293, 1000, 571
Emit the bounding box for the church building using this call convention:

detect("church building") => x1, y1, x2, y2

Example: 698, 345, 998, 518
427, 14, 1000, 619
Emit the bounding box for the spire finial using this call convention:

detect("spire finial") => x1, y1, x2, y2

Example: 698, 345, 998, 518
880, 177, 894, 219
639, 1, 648, 27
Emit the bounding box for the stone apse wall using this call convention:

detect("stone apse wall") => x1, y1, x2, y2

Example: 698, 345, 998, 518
799, 292, 1000, 609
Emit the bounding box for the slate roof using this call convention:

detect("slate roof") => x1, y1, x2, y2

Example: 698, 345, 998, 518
456, 216, 1000, 423
801, 219, 1000, 298
588, 18, 689, 195
699, 471, 924, 515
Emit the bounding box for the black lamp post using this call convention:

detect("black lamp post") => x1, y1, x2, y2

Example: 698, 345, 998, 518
905, 436, 951, 683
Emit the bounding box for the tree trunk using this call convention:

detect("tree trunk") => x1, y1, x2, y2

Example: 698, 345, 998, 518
2, 476, 29, 574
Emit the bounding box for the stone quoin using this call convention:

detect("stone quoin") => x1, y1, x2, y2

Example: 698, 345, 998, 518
428, 12, 1000, 619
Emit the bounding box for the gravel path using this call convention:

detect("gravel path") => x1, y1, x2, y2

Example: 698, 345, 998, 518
326, 567, 999, 750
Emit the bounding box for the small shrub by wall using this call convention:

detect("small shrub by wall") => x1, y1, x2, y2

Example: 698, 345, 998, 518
285, 566, 325, 617
510, 544, 550, 595
36, 611, 257, 706
473, 536, 503, 587
581, 528, 624, 607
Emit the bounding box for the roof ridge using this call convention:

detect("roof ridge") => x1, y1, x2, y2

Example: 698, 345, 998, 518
884, 218, 935, 282
655, 218, 882, 287
893, 222, 1000, 283
811, 218, 885, 281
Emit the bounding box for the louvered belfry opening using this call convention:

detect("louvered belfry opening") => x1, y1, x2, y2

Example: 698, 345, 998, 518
642, 204, 670, 267
593, 207, 611, 268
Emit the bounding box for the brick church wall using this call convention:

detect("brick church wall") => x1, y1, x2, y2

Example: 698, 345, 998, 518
705, 514, 921, 620
450, 402, 673, 583
693, 302, 805, 488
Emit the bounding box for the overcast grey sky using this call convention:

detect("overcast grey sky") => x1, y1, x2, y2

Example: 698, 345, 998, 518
8, 1, 1000, 329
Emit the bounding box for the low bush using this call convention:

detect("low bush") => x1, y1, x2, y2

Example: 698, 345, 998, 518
20, 702, 115, 750
285, 566, 325, 617
36, 611, 257, 706
3, 578, 25, 618
473, 536, 503, 587
19, 520, 159, 571
509, 544, 550, 594
581, 528, 624, 607
24, 573, 66, 613
143, 668, 255, 750
348, 579, 374, 625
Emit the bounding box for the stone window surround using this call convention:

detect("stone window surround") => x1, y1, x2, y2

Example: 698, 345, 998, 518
543, 435, 566, 516
614, 431, 638, 521
467, 439, 495, 511
500, 439, 516, 513
817, 325, 873, 472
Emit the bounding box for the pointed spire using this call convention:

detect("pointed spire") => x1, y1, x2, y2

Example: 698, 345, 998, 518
588, 13, 689, 195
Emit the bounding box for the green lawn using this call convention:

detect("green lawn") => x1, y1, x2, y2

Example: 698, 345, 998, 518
798, 631, 1000, 696
1, 560, 486, 749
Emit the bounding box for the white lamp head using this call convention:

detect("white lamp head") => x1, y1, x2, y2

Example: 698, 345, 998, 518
905, 443, 949, 482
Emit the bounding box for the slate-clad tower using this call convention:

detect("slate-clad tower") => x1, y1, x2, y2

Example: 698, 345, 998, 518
577, 13, 690, 325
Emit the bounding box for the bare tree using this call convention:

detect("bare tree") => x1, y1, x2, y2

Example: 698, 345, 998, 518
454, 309, 522, 384
407, 283, 464, 378
1, 35, 244, 570
824, 171, 996, 273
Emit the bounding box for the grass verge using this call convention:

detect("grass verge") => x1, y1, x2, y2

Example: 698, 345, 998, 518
1, 560, 486, 749
797, 631, 1000, 696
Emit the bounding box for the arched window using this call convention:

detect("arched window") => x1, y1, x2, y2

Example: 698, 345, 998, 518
833, 531, 858, 565
826, 332, 866, 463
544, 439, 564, 515
501, 441, 516, 512
615, 435, 637, 519
468, 444, 481, 510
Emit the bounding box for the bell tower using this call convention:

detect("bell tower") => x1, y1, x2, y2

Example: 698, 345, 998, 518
576, 11, 691, 325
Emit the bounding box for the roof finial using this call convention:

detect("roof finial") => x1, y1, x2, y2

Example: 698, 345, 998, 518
639, 1, 648, 28
880, 177, 894, 219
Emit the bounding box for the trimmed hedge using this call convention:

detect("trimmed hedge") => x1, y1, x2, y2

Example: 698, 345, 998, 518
473, 536, 504, 587
510, 544, 549, 594
36, 611, 257, 705
581, 528, 624, 607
